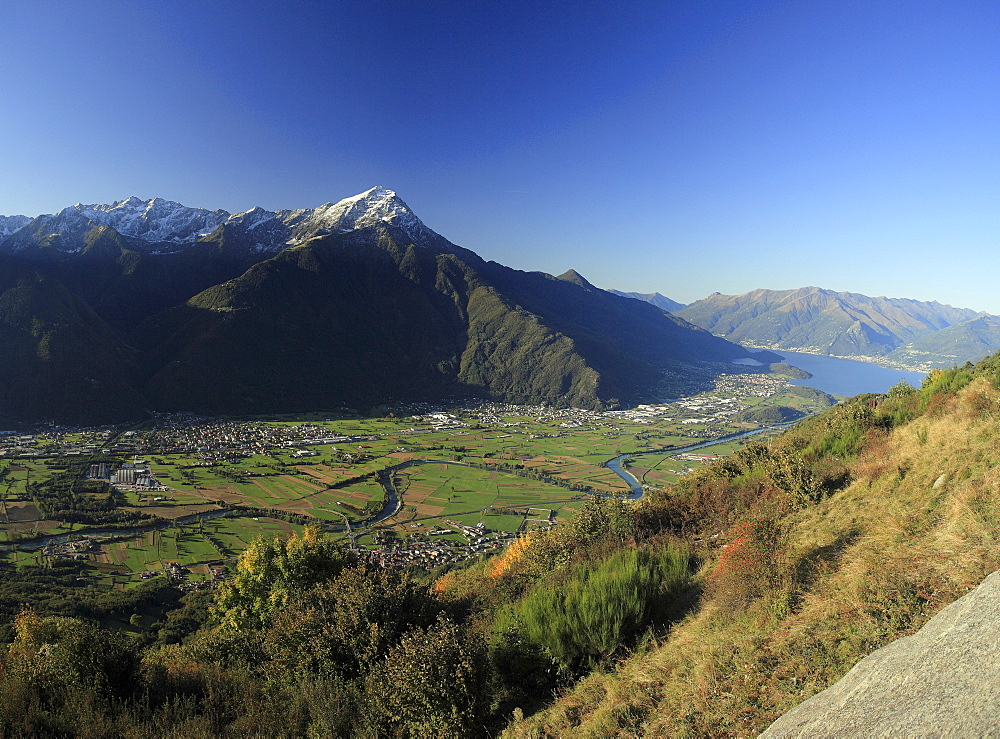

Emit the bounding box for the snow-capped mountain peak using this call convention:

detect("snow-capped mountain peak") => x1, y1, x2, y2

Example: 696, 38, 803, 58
229, 205, 278, 229
279, 186, 439, 246
72, 197, 231, 244
0, 187, 444, 255
332, 185, 418, 228
0, 214, 31, 240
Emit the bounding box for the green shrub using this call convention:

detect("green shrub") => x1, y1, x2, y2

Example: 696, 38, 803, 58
514, 545, 691, 670
362, 615, 490, 738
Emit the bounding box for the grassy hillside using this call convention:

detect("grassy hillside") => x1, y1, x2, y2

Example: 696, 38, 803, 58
506, 361, 1000, 736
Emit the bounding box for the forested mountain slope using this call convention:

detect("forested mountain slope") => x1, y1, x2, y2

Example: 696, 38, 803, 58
0, 190, 768, 422
0, 253, 146, 425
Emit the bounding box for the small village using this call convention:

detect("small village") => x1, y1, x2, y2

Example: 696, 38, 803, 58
357, 522, 520, 569
0, 367, 799, 461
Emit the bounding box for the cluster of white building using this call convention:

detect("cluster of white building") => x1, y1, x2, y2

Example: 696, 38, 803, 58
88, 459, 168, 492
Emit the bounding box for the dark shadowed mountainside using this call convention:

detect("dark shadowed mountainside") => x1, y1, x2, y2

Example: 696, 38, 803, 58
0, 254, 146, 425
0, 189, 770, 423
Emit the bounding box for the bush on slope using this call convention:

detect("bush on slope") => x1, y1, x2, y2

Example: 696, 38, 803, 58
505, 363, 1000, 737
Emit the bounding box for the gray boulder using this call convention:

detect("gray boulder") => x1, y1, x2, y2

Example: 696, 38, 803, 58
761, 570, 1000, 737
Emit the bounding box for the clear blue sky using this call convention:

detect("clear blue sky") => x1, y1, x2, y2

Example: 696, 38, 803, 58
2, 1, 998, 311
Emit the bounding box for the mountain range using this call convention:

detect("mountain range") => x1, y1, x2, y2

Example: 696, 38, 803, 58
610, 286, 1000, 371
0, 188, 768, 425
606, 290, 685, 313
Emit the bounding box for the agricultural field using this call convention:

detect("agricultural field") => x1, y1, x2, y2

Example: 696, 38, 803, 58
624, 427, 787, 486
371, 463, 582, 538
0, 460, 58, 499
0, 373, 835, 582
0, 516, 300, 583
133, 452, 385, 523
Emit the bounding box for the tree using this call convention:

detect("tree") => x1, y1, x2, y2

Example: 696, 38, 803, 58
211, 526, 350, 632
264, 565, 442, 680
567, 496, 636, 548
362, 615, 491, 738
6, 610, 141, 702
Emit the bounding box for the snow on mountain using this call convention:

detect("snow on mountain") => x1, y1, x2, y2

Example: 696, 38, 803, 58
221, 206, 292, 253
0, 215, 30, 240
275, 186, 440, 246
230, 205, 278, 231
0, 187, 442, 254
74, 196, 231, 244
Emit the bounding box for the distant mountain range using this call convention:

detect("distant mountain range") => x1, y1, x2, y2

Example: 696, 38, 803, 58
668, 287, 1000, 370
605, 285, 1000, 370
0, 189, 769, 425
606, 290, 685, 313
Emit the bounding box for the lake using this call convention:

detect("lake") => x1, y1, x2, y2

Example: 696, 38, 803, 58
772, 350, 927, 397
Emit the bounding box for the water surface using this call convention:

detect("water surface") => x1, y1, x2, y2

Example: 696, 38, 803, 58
774, 350, 926, 397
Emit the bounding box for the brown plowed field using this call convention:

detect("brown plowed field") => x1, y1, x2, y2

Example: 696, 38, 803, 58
4, 502, 42, 522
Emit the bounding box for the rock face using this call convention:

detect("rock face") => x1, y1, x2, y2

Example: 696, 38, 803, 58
761, 570, 1000, 737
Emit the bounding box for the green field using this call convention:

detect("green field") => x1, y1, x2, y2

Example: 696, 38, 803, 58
0, 516, 302, 581
625, 430, 787, 485
371, 462, 582, 535
0, 381, 835, 581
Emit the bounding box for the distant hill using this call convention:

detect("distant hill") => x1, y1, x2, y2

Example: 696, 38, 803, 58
886, 315, 1000, 370
0, 189, 772, 423
675, 286, 993, 368
606, 289, 685, 313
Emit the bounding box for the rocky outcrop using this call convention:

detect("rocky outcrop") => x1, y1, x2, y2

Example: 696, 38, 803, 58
761, 570, 1000, 737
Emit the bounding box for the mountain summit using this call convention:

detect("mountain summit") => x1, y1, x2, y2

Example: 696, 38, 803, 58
293, 186, 436, 242
1, 187, 441, 256
0, 188, 769, 423
264, 186, 445, 250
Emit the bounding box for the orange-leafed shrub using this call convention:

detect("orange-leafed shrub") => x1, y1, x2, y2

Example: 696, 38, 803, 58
709, 516, 786, 609
489, 534, 534, 579
432, 572, 458, 595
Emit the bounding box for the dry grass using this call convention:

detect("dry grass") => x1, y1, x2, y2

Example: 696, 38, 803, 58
506, 378, 1000, 738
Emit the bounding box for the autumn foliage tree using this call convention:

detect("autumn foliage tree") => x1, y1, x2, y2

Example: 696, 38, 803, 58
211, 525, 351, 632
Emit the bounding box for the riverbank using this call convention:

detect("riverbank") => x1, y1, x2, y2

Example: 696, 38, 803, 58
605, 424, 793, 498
